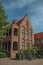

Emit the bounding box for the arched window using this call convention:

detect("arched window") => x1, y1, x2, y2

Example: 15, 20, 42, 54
13, 42, 18, 51
14, 28, 18, 36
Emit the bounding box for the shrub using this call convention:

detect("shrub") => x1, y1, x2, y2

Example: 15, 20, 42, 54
37, 54, 42, 58
28, 55, 33, 60
38, 52, 43, 58
16, 53, 21, 60
40, 52, 43, 56
21, 52, 24, 60
0, 52, 7, 58
25, 47, 41, 60
16, 47, 43, 60
16, 53, 19, 60
16, 51, 24, 60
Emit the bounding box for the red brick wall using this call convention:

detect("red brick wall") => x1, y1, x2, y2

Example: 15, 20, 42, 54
34, 32, 43, 51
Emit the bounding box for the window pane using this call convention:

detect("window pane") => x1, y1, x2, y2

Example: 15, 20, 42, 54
13, 42, 18, 51
14, 28, 18, 36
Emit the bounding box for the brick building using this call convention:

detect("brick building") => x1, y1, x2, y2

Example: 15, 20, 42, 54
34, 32, 43, 51
0, 15, 34, 58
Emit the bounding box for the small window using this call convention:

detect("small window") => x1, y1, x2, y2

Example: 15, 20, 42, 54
41, 40, 43, 44
22, 42, 25, 45
5, 42, 7, 50
2, 42, 4, 51
6, 30, 8, 36
25, 31, 29, 39
9, 28, 12, 36
22, 29, 25, 38
25, 21, 28, 29
22, 42, 25, 50
13, 42, 18, 51
14, 28, 18, 36
29, 30, 32, 40
8, 41, 11, 51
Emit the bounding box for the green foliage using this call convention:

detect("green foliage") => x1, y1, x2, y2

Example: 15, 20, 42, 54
36, 52, 43, 58
40, 52, 43, 56
0, 2, 8, 27
0, 52, 7, 58
16, 47, 43, 60
16, 50, 24, 60
16, 53, 21, 60
28, 55, 33, 60
25, 47, 41, 60
0, 2, 9, 40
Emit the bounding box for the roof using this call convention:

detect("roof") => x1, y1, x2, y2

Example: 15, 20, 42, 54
12, 15, 28, 25
34, 32, 43, 39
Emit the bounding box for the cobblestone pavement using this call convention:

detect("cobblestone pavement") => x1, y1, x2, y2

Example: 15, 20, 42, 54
0, 58, 43, 65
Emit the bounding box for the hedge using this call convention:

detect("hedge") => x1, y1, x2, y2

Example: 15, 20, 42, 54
0, 52, 7, 58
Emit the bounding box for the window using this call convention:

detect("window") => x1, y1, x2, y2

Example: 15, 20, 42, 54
25, 21, 29, 39
9, 28, 12, 36
6, 30, 8, 36
29, 30, 32, 41
22, 42, 25, 45
2, 42, 4, 51
13, 42, 18, 51
14, 28, 18, 36
8, 41, 11, 51
22, 33, 25, 38
25, 21, 28, 29
26, 21, 28, 26
26, 32, 29, 39
22, 39, 24, 42
22, 29, 25, 33
26, 43, 29, 47
34, 40, 37, 44
41, 39, 43, 44
22, 28, 25, 39
3, 33, 6, 36
25, 30, 29, 39
26, 41, 29, 47
22, 42, 25, 50
5, 41, 7, 50
26, 43, 29, 49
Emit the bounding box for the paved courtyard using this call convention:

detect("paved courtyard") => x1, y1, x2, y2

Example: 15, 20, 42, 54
0, 58, 43, 65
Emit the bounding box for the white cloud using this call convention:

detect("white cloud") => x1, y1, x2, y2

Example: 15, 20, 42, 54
2, 0, 43, 33
29, 3, 43, 25
3, 0, 35, 10
29, 2, 43, 33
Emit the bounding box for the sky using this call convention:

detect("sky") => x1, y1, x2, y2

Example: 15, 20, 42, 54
0, 0, 43, 33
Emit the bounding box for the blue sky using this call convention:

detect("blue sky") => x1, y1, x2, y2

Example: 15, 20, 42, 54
0, 0, 43, 33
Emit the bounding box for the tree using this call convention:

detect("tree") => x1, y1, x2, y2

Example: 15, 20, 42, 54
0, 2, 9, 40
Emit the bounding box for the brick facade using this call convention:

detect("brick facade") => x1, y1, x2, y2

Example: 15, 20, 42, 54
0, 15, 34, 58
34, 32, 43, 51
